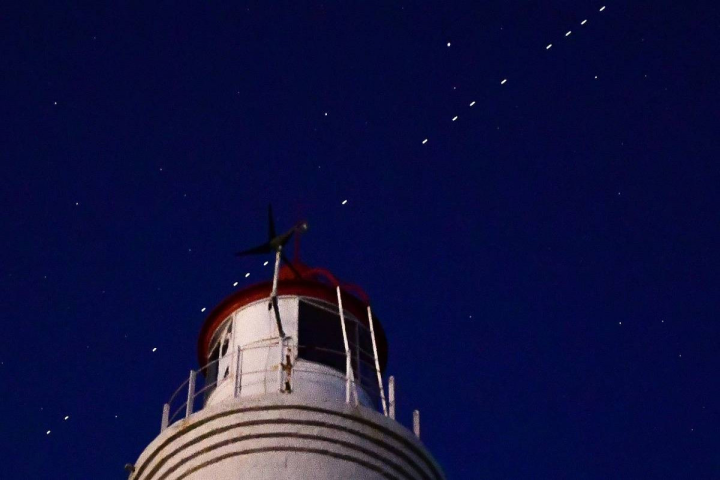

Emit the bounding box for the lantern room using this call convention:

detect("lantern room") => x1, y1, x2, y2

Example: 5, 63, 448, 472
194, 260, 389, 412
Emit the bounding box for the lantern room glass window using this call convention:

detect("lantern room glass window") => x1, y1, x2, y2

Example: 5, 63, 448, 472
203, 317, 233, 403
297, 299, 376, 390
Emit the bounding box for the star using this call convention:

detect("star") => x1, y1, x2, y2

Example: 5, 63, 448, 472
201, 307, 206, 312
546, 44, 552, 49
233, 281, 238, 287
501, 79, 507, 84
263, 261, 269, 266
565, 31, 572, 37
469, 101, 475, 107
342, 199, 348, 205
581, 19, 588, 25
447, 42, 451, 47
64, 416, 69, 421
245, 272, 250, 277
422, 139, 428, 144
152, 347, 157, 352
452, 116, 458, 121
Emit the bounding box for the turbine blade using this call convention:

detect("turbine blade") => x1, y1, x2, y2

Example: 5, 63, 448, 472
235, 243, 272, 256
270, 229, 295, 250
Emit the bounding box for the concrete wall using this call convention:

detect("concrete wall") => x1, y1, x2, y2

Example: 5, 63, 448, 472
133, 394, 445, 480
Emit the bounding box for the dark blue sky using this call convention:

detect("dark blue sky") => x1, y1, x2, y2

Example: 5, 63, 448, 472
2, 1, 719, 478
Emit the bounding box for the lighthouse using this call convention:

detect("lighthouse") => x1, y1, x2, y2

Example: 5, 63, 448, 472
128, 211, 445, 480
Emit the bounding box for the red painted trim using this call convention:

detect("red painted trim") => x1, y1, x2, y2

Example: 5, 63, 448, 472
302, 267, 340, 286
196, 280, 388, 372
298, 267, 371, 304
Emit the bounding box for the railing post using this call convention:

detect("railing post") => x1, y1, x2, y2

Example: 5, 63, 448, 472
389, 375, 396, 420
160, 403, 170, 432
234, 346, 243, 398
185, 370, 196, 419
367, 306, 388, 416
337, 286, 358, 405
279, 336, 286, 393
413, 409, 421, 438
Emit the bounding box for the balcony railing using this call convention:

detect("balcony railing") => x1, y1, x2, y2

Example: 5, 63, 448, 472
160, 340, 391, 432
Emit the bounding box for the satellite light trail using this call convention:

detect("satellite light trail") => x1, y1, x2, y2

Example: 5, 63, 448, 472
419, 5, 609, 144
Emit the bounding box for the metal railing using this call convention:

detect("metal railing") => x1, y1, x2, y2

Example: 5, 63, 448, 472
160, 341, 390, 432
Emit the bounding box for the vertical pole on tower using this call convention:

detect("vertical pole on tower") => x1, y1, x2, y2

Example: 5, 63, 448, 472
367, 306, 388, 416
234, 346, 243, 398
270, 248, 285, 338
337, 286, 358, 405
413, 409, 421, 438
186, 370, 196, 419
389, 375, 396, 420
271, 248, 282, 298
160, 403, 170, 432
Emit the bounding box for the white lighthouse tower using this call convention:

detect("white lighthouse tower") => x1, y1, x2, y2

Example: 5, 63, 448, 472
128, 213, 445, 480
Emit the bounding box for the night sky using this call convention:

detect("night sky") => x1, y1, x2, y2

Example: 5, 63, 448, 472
2, 1, 719, 478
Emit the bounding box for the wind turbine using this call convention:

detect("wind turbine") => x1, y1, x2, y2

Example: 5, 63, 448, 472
235, 204, 308, 338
